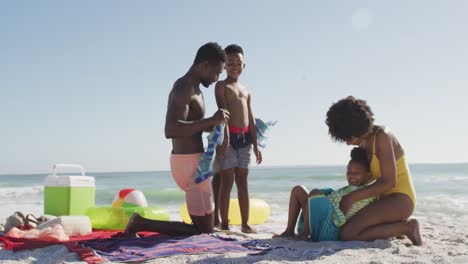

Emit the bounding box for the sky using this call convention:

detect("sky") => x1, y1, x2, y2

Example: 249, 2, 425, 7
1, 1, 467, 174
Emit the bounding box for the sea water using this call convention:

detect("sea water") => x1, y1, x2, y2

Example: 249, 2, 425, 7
1, 163, 467, 225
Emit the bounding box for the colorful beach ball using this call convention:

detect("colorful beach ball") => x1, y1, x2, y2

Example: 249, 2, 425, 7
112, 188, 148, 208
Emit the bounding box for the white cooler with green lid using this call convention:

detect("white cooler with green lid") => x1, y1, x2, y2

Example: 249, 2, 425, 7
44, 164, 95, 216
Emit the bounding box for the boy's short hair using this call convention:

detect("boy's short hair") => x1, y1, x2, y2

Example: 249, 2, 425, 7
225, 44, 244, 56
193, 42, 226, 65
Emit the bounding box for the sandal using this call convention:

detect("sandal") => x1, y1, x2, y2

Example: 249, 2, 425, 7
25, 214, 51, 226
3, 211, 26, 233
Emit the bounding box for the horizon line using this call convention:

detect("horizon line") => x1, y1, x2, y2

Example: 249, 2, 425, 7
1, 161, 467, 177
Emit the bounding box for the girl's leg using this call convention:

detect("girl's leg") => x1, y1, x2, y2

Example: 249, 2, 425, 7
298, 189, 324, 240
340, 193, 422, 245
273, 185, 308, 237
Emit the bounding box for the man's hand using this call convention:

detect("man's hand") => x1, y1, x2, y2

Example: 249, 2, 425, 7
211, 109, 229, 125
339, 193, 354, 215
254, 147, 262, 164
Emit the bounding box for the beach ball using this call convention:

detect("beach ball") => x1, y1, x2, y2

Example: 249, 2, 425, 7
112, 188, 148, 208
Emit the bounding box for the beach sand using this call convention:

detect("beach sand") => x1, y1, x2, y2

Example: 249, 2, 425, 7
1, 215, 467, 264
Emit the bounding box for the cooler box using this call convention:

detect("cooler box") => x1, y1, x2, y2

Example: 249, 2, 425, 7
44, 164, 95, 216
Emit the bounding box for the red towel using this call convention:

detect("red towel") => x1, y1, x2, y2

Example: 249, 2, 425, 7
0, 230, 157, 251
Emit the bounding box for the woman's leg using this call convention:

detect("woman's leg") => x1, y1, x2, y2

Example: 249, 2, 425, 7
273, 185, 308, 237
340, 193, 422, 245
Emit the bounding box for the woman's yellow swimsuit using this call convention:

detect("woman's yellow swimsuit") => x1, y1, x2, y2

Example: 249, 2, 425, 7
369, 128, 416, 206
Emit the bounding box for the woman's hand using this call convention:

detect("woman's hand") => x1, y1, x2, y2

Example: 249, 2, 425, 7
339, 193, 354, 215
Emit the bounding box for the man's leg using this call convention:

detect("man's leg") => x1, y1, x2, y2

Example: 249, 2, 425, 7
185, 179, 216, 233
211, 172, 221, 228
123, 213, 200, 237
190, 212, 215, 233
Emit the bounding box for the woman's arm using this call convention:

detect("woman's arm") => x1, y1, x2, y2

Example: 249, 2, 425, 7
341, 130, 397, 212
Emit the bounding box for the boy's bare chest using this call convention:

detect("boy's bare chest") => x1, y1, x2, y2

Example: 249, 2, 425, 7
225, 84, 249, 101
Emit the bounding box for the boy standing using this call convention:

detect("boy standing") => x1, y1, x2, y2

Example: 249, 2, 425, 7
215, 44, 262, 234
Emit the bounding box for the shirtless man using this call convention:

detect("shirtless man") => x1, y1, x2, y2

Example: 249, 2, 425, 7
122, 42, 229, 236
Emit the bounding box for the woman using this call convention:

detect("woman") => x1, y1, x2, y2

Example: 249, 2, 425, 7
325, 96, 422, 245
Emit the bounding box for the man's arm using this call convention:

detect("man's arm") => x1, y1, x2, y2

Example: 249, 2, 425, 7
165, 86, 226, 139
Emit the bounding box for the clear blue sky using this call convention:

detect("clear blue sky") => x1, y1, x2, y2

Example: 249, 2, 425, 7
1, 1, 467, 174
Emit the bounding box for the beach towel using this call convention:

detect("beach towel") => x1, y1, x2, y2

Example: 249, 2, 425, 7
194, 124, 225, 184
297, 188, 339, 242
255, 118, 276, 148
73, 234, 268, 263
327, 185, 376, 227
296, 186, 375, 241
0, 230, 156, 251
194, 118, 276, 184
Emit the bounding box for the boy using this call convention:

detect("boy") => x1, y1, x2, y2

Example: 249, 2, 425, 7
215, 44, 262, 234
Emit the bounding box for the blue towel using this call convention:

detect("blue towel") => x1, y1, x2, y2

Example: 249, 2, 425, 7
194, 124, 226, 184
255, 118, 276, 148
194, 117, 275, 184
297, 188, 340, 242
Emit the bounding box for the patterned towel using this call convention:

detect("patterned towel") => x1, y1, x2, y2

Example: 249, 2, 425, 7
255, 118, 276, 148
194, 117, 276, 184
296, 186, 375, 241
297, 188, 340, 242
194, 124, 226, 184
327, 185, 376, 227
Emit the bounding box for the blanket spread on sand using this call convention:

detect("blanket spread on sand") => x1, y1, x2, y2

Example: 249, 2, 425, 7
74, 234, 268, 263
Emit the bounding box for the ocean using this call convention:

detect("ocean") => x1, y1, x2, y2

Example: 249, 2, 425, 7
1, 163, 467, 225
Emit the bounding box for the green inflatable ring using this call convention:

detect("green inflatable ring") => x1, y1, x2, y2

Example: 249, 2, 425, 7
86, 206, 170, 230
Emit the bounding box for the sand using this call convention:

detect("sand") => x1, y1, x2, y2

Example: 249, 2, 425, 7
1, 215, 468, 264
